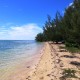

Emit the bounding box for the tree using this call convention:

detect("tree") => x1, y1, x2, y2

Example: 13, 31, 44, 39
63, 0, 80, 47
35, 33, 45, 42
53, 12, 64, 43
43, 15, 55, 41
35, 0, 80, 48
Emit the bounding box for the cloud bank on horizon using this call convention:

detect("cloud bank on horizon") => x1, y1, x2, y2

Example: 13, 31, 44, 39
0, 23, 43, 40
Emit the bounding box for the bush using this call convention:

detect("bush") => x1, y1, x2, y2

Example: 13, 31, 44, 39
60, 68, 77, 80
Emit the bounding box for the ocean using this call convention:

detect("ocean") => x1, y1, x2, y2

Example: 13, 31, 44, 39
0, 40, 43, 80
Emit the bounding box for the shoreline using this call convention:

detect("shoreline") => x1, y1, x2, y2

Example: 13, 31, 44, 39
0, 43, 44, 80
25, 42, 62, 80
25, 42, 80, 80
1, 42, 80, 80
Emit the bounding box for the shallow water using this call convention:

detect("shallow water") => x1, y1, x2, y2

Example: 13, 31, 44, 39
0, 40, 43, 80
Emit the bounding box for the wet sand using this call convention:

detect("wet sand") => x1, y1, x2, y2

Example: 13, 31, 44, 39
0, 48, 43, 80
25, 42, 80, 80
1, 42, 80, 80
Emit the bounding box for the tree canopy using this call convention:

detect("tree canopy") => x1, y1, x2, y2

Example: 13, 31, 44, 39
35, 0, 80, 48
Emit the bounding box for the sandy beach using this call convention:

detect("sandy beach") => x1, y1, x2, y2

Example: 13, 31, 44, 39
1, 42, 80, 80
25, 42, 80, 80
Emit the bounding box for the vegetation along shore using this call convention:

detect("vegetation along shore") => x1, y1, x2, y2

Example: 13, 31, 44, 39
35, 0, 80, 52
35, 0, 80, 80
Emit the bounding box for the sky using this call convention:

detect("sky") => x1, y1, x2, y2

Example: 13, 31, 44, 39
0, 0, 73, 40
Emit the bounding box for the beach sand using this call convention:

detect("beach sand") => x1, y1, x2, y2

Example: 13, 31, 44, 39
25, 42, 80, 80
1, 42, 80, 80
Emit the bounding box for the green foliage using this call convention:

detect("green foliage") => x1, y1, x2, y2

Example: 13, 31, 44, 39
65, 46, 80, 53
35, 33, 45, 42
35, 0, 80, 49
60, 68, 77, 80
64, 0, 80, 47
53, 12, 64, 42
43, 13, 64, 42
43, 15, 54, 41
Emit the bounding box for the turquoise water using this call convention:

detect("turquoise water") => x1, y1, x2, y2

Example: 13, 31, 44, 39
0, 40, 43, 69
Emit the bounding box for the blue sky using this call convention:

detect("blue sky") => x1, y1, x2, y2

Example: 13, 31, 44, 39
0, 0, 73, 40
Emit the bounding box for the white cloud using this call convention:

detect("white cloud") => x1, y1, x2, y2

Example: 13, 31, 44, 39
62, 2, 73, 14
69, 2, 73, 6
0, 23, 43, 40
66, 2, 74, 9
